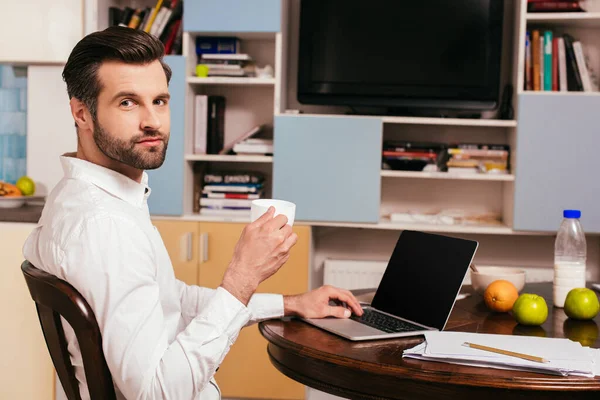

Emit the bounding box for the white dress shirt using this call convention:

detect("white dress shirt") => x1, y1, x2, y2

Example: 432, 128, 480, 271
22, 155, 285, 400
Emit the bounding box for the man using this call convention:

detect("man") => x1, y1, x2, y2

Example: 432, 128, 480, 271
22, 27, 363, 400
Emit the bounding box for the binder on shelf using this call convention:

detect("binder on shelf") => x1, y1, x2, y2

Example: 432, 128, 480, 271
193, 95, 226, 155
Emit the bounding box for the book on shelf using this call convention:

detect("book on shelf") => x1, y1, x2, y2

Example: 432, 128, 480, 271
198, 172, 265, 216
527, 0, 586, 12
232, 138, 273, 155
194, 95, 225, 154
524, 29, 598, 92
108, 0, 183, 55
196, 37, 241, 55
197, 53, 257, 77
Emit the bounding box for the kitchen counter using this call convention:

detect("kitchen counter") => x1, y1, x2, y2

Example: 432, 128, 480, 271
0, 205, 43, 223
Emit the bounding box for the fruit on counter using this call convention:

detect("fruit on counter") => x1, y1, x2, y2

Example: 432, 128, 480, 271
512, 293, 549, 326
484, 280, 519, 312
16, 175, 35, 196
564, 288, 600, 320
0, 181, 22, 197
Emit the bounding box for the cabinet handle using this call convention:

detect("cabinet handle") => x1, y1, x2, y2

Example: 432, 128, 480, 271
199, 233, 209, 263
180, 232, 193, 262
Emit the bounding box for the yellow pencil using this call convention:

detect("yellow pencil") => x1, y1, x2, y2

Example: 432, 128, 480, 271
463, 342, 549, 364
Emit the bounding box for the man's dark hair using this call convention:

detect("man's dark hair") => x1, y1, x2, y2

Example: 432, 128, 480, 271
62, 26, 172, 120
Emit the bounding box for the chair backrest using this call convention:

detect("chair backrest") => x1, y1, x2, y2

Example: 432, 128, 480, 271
21, 260, 116, 400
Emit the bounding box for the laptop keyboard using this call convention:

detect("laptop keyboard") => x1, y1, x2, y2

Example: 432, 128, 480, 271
350, 308, 426, 334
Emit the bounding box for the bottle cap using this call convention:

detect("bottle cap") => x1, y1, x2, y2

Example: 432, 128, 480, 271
564, 209, 581, 218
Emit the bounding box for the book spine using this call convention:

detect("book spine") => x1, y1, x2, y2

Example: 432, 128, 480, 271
532, 30, 540, 91
557, 37, 568, 91
525, 31, 532, 91
539, 36, 545, 90
544, 31, 553, 91
572, 41, 592, 91
194, 95, 207, 154
552, 37, 558, 91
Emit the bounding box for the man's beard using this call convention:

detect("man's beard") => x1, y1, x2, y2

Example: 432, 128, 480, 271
93, 119, 169, 170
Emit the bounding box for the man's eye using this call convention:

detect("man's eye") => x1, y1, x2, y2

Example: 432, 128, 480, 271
120, 100, 134, 107
155, 99, 167, 106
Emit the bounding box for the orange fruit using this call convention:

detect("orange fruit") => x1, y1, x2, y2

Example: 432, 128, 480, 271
484, 280, 519, 313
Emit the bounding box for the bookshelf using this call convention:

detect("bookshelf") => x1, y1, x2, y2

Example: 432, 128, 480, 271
518, 6, 600, 94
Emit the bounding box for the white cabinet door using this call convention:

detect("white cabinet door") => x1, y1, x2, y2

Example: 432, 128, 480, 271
0, 0, 83, 64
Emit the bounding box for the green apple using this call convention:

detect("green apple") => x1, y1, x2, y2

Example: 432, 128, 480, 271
564, 288, 600, 320
512, 293, 549, 326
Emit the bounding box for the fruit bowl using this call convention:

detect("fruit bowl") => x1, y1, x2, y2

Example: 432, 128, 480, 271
471, 266, 526, 294
0, 195, 45, 208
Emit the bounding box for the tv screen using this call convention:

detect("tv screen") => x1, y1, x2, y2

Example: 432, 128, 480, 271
297, 0, 505, 114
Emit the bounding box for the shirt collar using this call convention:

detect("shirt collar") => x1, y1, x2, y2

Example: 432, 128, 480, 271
60, 154, 150, 208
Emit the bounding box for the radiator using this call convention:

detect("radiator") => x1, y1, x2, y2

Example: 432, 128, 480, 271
323, 259, 559, 290
323, 259, 388, 290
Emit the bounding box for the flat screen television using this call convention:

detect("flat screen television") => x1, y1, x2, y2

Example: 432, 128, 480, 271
297, 0, 505, 115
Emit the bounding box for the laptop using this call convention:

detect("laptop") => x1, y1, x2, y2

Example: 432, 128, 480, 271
303, 230, 478, 341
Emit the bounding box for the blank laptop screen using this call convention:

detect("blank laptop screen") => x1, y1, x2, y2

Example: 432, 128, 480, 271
370, 230, 478, 331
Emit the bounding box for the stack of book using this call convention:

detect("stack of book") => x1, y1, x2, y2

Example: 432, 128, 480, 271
525, 30, 598, 92
195, 37, 256, 77
232, 138, 273, 155
527, 0, 585, 12
199, 172, 264, 217
381, 141, 446, 172
108, 0, 183, 55
445, 144, 510, 175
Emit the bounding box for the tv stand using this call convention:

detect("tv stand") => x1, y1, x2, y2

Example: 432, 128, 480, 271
385, 108, 482, 119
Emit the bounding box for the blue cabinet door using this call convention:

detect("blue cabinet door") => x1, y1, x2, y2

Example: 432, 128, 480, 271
147, 55, 185, 216
514, 93, 600, 233
184, 0, 281, 32
273, 115, 382, 223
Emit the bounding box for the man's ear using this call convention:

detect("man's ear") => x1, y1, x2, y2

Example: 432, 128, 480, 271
69, 98, 93, 132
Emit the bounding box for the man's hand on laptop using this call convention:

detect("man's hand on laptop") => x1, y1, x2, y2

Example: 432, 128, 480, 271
283, 285, 364, 319
221, 206, 298, 306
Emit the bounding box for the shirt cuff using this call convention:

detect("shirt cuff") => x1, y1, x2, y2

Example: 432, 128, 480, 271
204, 286, 252, 340
247, 293, 285, 322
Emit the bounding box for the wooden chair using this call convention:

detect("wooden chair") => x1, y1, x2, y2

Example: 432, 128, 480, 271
21, 260, 116, 400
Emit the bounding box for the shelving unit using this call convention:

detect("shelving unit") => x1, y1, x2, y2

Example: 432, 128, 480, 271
518, 6, 600, 94
181, 27, 281, 218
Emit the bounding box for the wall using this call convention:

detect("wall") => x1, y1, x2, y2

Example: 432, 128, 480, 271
0, 65, 27, 183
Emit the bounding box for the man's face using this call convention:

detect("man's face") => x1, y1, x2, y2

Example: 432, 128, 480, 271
93, 60, 170, 170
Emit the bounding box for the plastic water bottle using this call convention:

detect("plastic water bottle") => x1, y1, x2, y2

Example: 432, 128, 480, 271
553, 209, 587, 308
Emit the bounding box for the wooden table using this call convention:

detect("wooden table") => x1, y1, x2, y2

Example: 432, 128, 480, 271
259, 283, 600, 399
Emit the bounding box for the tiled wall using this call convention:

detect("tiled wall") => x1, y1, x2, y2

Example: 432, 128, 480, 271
0, 65, 27, 183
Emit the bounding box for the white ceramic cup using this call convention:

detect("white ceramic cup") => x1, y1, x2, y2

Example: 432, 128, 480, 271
250, 199, 296, 226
